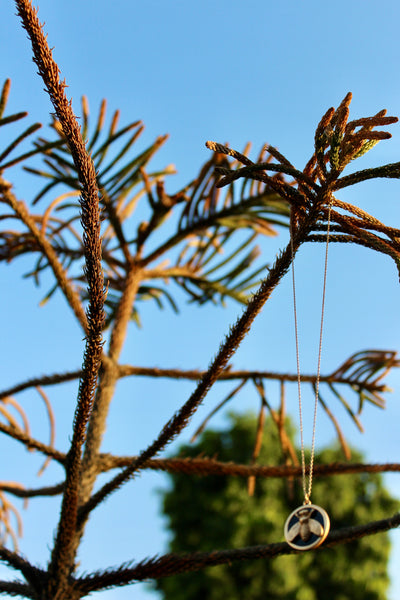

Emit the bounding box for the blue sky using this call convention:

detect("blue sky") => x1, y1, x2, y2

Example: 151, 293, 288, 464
1, 1, 400, 598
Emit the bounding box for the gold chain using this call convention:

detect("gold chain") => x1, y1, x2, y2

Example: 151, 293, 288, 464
290, 203, 332, 504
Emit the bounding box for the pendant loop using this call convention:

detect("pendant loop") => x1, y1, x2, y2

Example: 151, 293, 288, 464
284, 504, 330, 551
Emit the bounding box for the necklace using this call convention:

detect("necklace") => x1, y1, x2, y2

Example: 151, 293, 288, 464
283, 204, 332, 551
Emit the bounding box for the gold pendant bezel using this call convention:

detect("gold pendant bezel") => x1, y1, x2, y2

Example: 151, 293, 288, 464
284, 503, 330, 551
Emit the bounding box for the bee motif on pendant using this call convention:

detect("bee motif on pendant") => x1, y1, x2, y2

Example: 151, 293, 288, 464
284, 504, 330, 550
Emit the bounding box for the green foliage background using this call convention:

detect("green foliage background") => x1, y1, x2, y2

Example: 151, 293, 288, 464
157, 414, 398, 600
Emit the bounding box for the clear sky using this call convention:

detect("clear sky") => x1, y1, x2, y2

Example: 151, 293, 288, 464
1, 1, 400, 599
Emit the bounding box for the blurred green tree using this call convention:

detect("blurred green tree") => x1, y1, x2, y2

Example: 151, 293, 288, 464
157, 413, 398, 600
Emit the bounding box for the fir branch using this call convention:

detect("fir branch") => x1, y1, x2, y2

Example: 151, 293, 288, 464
307, 233, 392, 251
0, 581, 37, 599
116, 364, 390, 392
15, 0, 106, 591
98, 454, 400, 479
316, 206, 400, 246
0, 355, 389, 402
214, 160, 319, 192
75, 512, 400, 591
328, 208, 400, 263
0, 547, 43, 592
5, 458, 400, 491
325, 198, 400, 238
334, 162, 400, 190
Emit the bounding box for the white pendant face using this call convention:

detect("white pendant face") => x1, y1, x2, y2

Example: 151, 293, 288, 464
284, 504, 330, 550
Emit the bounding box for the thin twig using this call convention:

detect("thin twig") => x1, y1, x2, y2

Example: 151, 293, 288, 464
0, 482, 64, 499
0, 422, 64, 463
0, 371, 82, 400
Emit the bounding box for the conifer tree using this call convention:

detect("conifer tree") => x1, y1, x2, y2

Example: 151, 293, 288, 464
0, 1, 399, 598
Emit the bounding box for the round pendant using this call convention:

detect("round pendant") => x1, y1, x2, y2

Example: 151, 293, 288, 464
284, 504, 330, 550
